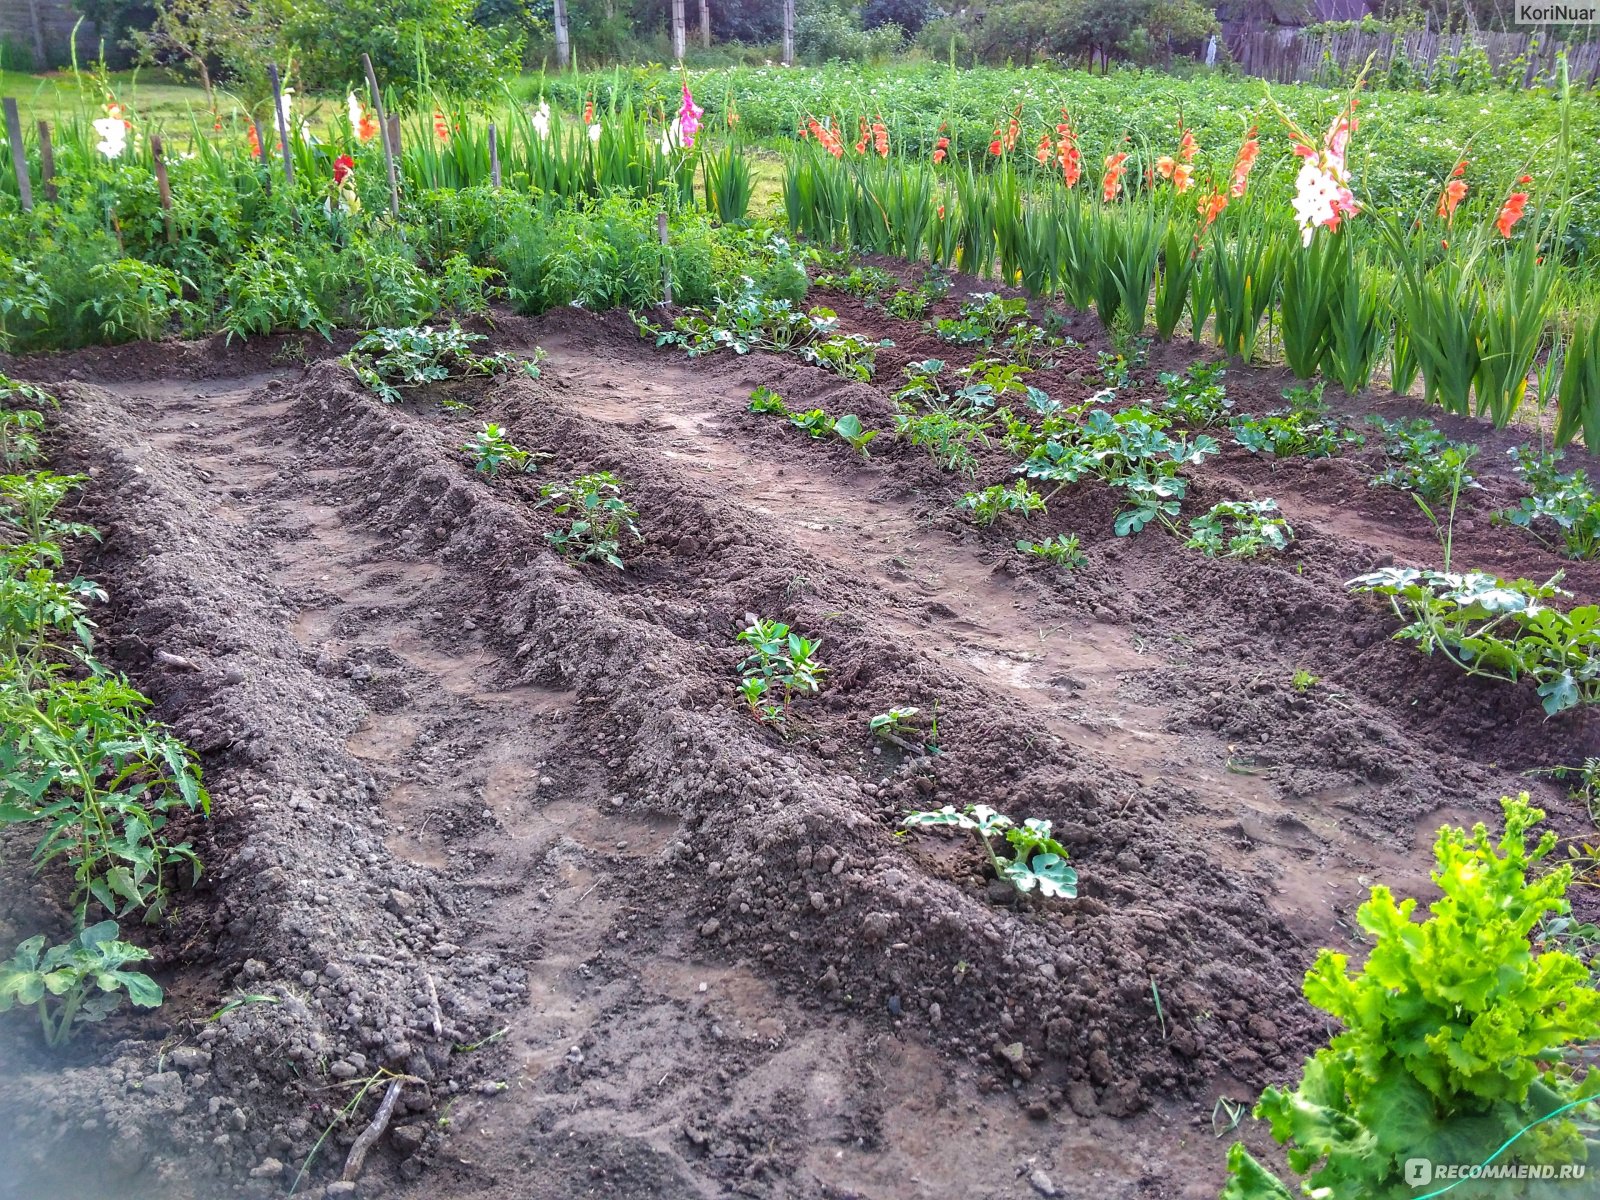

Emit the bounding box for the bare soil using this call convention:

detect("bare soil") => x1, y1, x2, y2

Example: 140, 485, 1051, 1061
0, 289, 1594, 1200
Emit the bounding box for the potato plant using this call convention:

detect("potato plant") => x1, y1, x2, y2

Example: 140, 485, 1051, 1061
537, 472, 641, 570
462, 423, 538, 477
736, 617, 827, 725
902, 805, 1077, 899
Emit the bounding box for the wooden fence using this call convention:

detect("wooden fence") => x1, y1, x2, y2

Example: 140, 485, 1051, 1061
1230, 28, 1600, 88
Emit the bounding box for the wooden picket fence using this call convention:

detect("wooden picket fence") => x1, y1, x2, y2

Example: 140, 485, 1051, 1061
1230, 27, 1600, 88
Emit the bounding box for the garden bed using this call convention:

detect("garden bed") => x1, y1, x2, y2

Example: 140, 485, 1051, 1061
0, 286, 1594, 1200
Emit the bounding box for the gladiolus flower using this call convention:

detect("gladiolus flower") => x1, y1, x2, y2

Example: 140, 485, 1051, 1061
1285, 104, 1359, 244
1172, 163, 1193, 193
1518, 174, 1533, 184
1036, 133, 1053, 166
333, 154, 354, 184
247, 122, 261, 158
1102, 152, 1129, 202
1177, 128, 1198, 163
583, 99, 595, 125
989, 137, 1003, 157
936, 204, 945, 220
532, 100, 552, 139
1199, 191, 1228, 232
872, 116, 888, 158
1229, 129, 1259, 199
1436, 178, 1468, 222
932, 134, 949, 164
589, 123, 602, 144
1496, 191, 1529, 237
855, 117, 869, 155
93, 116, 128, 159
806, 117, 843, 158
1452, 160, 1467, 177
677, 81, 703, 149
433, 110, 450, 142
1155, 155, 1176, 180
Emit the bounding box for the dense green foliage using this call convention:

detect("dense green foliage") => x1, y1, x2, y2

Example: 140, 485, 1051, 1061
1223, 794, 1600, 1199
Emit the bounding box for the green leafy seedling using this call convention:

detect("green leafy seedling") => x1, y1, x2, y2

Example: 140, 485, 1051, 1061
0, 921, 162, 1048
902, 804, 1077, 899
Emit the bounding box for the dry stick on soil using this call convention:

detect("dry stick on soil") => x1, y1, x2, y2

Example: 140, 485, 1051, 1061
37, 120, 56, 202
342, 1077, 407, 1182
2, 99, 31, 211
423, 972, 443, 1038
362, 53, 401, 218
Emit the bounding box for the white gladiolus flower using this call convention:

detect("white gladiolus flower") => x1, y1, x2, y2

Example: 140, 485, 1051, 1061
92, 117, 127, 160
348, 92, 362, 131
531, 100, 551, 138
588, 122, 601, 144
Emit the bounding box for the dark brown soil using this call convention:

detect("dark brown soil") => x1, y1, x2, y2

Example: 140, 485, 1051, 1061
0, 290, 1594, 1200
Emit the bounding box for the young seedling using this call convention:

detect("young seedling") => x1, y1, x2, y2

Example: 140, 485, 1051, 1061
1497, 447, 1600, 561
901, 805, 1077, 899
537, 472, 641, 569
894, 410, 992, 477
1368, 416, 1480, 505
342, 325, 522, 403
957, 482, 1046, 527
0, 921, 162, 1048
1158, 362, 1232, 429
1185, 499, 1294, 559
736, 616, 827, 726
462, 423, 538, 477
831, 414, 878, 457
869, 706, 937, 755
1017, 533, 1085, 569
749, 385, 788, 415
1292, 669, 1319, 693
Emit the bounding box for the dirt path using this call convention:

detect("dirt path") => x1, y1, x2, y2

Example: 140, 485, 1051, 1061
1, 306, 1591, 1200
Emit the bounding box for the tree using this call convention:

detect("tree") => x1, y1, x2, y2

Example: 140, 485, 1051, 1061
863, 0, 930, 35
133, 0, 251, 102
262, 0, 524, 95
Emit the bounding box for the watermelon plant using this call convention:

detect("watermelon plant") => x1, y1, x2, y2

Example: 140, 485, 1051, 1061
902, 805, 1077, 899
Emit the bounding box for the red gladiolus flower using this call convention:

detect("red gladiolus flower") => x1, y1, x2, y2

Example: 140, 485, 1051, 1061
873, 116, 888, 158
1452, 160, 1467, 177
1496, 191, 1529, 237
989, 137, 1003, 157
333, 154, 355, 184
1436, 178, 1468, 222
1036, 133, 1053, 166
932, 134, 949, 164
433, 110, 450, 142
584, 99, 595, 125
1102, 152, 1129, 203
247, 122, 262, 158
936, 204, 945, 220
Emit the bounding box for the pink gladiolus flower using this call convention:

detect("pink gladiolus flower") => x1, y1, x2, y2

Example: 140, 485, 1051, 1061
677, 82, 703, 150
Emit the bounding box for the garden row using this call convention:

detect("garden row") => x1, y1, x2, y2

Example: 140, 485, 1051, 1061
0, 373, 209, 1044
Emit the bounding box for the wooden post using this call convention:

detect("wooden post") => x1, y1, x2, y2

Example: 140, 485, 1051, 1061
782, 0, 795, 67
25, 0, 48, 72
553, 0, 571, 70
387, 114, 402, 162
267, 64, 294, 191
362, 54, 401, 218
150, 134, 175, 244
3, 99, 31, 212
699, 0, 710, 49
37, 120, 55, 202
657, 211, 672, 305
488, 122, 501, 188
671, 0, 686, 62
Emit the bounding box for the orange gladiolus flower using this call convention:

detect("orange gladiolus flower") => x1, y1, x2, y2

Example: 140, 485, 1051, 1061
433, 110, 450, 142
1154, 155, 1176, 180
583, 99, 595, 125
247, 122, 262, 158
1177, 128, 1198, 163
1036, 133, 1053, 166
1199, 191, 1229, 232
1452, 160, 1467, 177
1496, 191, 1529, 237
1436, 178, 1468, 222
932, 134, 949, 164
873, 116, 888, 157
1102, 152, 1129, 202
1229, 129, 1260, 199
1172, 163, 1194, 193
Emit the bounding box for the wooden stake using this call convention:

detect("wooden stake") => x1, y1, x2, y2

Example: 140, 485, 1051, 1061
267, 64, 294, 190
699, 0, 710, 49
658, 211, 672, 306
387, 114, 402, 162
553, 0, 571, 70
36, 119, 55, 202
150, 134, 175, 243
362, 53, 401, 218
3, 99, 31, 212
671, 0, 686, 62
488, 122, 501, 188
782, 0, 795, 67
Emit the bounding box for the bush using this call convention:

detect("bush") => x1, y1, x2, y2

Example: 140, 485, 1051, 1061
265, 0, 523, 95
797, 7, 905, 64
